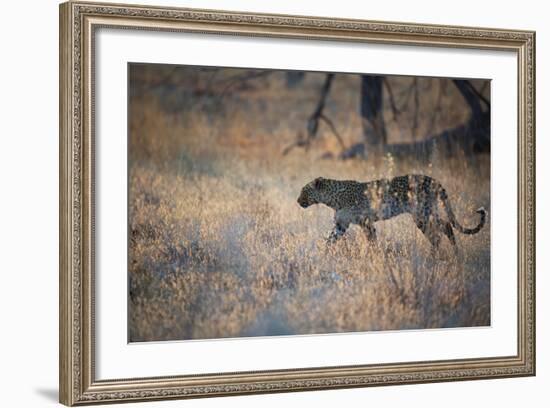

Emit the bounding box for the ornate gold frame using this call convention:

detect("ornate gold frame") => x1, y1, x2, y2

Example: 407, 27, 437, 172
59, 1, 536, 405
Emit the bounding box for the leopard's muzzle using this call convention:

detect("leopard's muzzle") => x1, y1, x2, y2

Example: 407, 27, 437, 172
297, 195, 310, 208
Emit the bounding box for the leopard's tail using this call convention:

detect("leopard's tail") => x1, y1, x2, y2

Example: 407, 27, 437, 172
439, 188, 487, 235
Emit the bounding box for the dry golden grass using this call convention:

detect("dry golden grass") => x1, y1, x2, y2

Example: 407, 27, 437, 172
128, 66, 490, 342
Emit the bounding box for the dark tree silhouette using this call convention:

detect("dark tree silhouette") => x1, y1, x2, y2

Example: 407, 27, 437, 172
451, 79, 491, 153
360, 75, 387, 146
290, 74, 490, 160
181, 68, 490, 160
380, 79, 490, 160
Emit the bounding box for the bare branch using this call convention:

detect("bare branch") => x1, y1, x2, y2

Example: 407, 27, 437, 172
399, 80, 416, 111
427, 79, 444, 136
283, 73, 347, 155
465, 80, 491, 110
412, 78, 420, 140
383, 78, 401, 123
306, 73, 335, 140
282, 137, 309, 156
319, 114, 346, 150
452, 79, 483, 117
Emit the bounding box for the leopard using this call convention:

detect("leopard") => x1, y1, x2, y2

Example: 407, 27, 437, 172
297, 174, 487, 252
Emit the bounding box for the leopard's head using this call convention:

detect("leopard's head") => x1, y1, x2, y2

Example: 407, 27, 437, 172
297, 177, 328, 208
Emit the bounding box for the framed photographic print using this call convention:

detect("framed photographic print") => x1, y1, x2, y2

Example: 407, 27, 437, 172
59, 1, 536, 405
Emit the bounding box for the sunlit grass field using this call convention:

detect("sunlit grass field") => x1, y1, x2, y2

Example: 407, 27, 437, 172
128, 66, 490, 342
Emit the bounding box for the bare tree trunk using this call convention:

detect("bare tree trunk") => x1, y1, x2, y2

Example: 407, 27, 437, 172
360, 75, 387, 146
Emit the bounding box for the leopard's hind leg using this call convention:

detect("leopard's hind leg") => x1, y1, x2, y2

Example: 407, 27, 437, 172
438, 219, 459, 257
414, 214, 442, 256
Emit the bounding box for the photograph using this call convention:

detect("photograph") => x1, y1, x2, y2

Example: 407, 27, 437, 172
127, 63, 491, 342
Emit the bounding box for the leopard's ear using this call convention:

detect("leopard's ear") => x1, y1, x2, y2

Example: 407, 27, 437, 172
313, 177, 325, 189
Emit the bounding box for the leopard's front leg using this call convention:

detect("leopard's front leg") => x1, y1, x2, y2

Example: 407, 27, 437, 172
327, 223, 347, 244
327, 212, 350, 244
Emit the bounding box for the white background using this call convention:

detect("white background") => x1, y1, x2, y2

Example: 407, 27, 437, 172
0, 0, 546, 407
